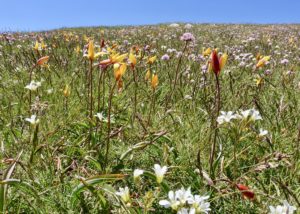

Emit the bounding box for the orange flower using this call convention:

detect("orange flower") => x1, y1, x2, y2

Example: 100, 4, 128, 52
236, 184, 255, 200
151, 74, 158, 89
37, 56, 49, 66
114, 63, 127, 81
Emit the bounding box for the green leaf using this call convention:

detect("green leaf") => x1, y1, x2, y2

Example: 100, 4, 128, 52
0, 150, 23, 213
71, 174, 126, 207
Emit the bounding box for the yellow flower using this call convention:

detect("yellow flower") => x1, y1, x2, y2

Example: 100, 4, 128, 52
100, 53, 128, 66
111, 43, 118, 49
254, 75, 264, 87
148, 56, 157, 64
145, 70, 151, 81
151, 74, 158, 89
34, 41, 40, 51
86, 40, 106, 61
75, 45, 81, 54
219, 53, 228, 71
202, 47, 211, 57
113, 53, 128, 64
129, 52, 137, 68
63, 84, 71, 97
256, 56, 270, 68
41, 41, 47, 50
83, 35, 89, 42
88, 40, 95, 61
256, 53, 261, 61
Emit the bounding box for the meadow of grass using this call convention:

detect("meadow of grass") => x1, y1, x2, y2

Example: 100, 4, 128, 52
0, 24, 300, 213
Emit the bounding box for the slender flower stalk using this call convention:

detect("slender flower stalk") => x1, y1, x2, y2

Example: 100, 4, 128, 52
25, 115, 40, 163
63, 84, 71, 113
129, 52, 138, 125
147, 74, 158, 126
89, 59, 93, 120
85, 40, 104, 144
27, 56, 49, 113
172, 41, 188, 99
105, 63, 126, 165
105, 79, 117, 166
97, 67, 104, 113
209, 50, 228, 177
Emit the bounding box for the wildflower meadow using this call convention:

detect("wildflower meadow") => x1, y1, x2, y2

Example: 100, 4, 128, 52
0, 24, 300, 213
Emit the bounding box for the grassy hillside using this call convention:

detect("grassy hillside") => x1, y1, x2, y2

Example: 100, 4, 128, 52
0, 24, 299, 213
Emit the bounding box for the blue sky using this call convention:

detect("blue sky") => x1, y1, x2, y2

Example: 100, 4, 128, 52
1, 0, 300, 31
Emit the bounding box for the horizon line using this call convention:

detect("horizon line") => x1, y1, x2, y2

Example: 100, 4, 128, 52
2, 21, 300, 33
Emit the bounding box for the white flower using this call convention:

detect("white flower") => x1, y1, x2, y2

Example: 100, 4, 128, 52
159, 190, 180, 210
115, 186, 130, 203
25, 115, 39, 125
184, 24, 193, 29
160, 188, 210, 214
251, 109, 262, 121
259, 129, 268, 137
239, 109, 251, 118
188, 195, 211, 214
25, 80, 41, 91
175, 187, 193, 205
177, 208, 190, 214
217, 111, 237, 125
189, 208, 196, 214
94, 112, 115, 123
153, 164, 168, 184
239, 109, 262, 121
169, 23, 180, 28
269, 200, 296, 214
94, 112, 105, 121
184, 95, 193, 100
46, 88, 53, 94
133, 169, 144, 179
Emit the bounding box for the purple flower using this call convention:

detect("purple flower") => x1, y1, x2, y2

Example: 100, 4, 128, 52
264, 69, 272, 75
201, 65, 208, 73
280, 59, 289, 65
176, 51, 183, 58
180, 33, 195, 42
161, 54, 170, 61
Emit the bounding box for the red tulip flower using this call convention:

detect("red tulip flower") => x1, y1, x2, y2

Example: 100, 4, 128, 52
210, 50, 228, 76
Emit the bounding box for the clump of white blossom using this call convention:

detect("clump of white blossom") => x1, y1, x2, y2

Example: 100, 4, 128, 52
269, 200, 296, 214
217, 108, 262, 125
159, 187, 210, 214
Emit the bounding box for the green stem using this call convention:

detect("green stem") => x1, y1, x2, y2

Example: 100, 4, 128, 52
209, 73, 221, 177
105, 80, 117, 166
132, 67, 138, 126
147, 88, 156, 126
